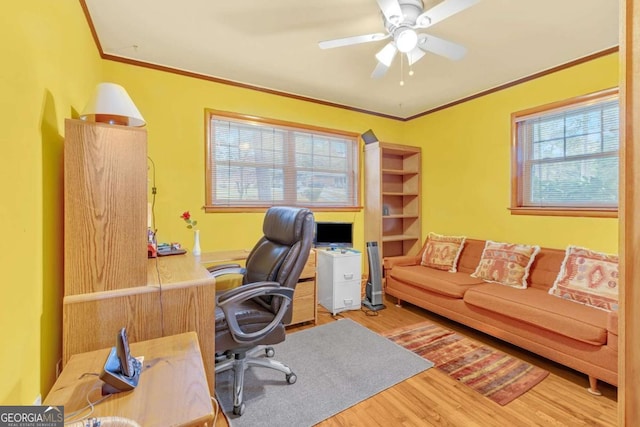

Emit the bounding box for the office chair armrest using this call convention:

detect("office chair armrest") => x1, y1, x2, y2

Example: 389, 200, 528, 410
207, 264, 246, 277
217, 281, 279, 305
217, 281, 293, 307
218, 281, 294, 344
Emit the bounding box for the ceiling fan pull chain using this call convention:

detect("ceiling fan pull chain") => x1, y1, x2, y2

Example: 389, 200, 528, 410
400, 54, 405, 86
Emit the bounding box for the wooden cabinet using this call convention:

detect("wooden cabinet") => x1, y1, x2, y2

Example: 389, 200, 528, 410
62, 120, 217, 392
289, 249, 317, 326
64, 119, 147, 295
364, 142, 421, 261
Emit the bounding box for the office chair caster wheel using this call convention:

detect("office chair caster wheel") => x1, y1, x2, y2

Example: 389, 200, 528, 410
265, 347, 275, 358
233, 403, 246, 416
286, 373, 297, 384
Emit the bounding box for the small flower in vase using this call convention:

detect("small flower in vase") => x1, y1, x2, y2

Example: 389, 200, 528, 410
181, 211, 201, 256
180, 211, 198, 229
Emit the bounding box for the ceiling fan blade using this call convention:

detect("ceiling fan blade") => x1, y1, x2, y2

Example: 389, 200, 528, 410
407, 46, 426, 66
415, 0, 480, 29
376, 0, 403, 25
371, 61, 390, 79
319, 33, 388, 49
417, 33, 467, 60
375, 42, 398, 67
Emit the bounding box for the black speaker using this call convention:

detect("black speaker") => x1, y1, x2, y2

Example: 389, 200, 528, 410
361, 129, 379, 145
363, 241, 386, 311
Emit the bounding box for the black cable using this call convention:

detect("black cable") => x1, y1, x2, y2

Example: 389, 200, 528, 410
147, 156, 157, 231
360, 307, 380, 317
148, 156, 164, 337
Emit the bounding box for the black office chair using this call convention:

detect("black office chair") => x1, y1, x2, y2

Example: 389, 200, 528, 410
210, 206, 314, 416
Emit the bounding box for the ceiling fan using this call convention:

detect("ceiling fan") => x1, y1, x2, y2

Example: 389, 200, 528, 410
319, 0, 479, 79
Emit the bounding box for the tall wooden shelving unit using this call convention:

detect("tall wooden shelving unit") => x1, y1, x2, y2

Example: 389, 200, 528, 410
364, 142, 421, 262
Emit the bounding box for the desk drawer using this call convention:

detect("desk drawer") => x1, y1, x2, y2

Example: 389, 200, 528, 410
290, 280, 316, 325
299, 250, 316, 280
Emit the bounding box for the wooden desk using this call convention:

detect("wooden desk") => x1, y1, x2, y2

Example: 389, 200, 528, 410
46, 332, 213, 427
198, 249, 252, 265
63, 253, 216, 393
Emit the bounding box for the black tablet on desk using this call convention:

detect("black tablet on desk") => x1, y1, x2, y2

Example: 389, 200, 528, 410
157, 246, 187, 256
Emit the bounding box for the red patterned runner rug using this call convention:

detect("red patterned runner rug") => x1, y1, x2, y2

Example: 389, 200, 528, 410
384, 321, 549, 405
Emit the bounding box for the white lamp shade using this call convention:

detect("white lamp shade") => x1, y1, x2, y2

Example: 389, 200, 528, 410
80, 83, 146, 127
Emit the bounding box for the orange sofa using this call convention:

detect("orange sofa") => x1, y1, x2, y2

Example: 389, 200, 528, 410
384, 238, 618, 394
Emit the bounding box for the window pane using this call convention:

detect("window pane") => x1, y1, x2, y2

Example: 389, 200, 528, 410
215, 166, 284, 202
534, 117, 564, 143
208, 113, 358, 208
565, 133, 603, 157
527, 155, 619, 207
533, 138, 564, 159
297, 172, 350, 204
565, 109, 601, 137
513, 90, 619, 212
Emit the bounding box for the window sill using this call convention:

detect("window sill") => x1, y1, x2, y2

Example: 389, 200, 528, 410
508, 207, 618, 218
204, 206, 362, 213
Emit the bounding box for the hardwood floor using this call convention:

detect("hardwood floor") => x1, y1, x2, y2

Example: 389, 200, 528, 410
214, 295, 617, 426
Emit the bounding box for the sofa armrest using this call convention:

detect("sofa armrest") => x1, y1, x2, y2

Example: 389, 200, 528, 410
607, 310, 618, 351
384, 255, 420, 270
607, 310, 618, 335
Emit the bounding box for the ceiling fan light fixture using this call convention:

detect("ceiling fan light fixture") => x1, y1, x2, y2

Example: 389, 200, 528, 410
395, 28, 418, 53
375, 42, 398, 66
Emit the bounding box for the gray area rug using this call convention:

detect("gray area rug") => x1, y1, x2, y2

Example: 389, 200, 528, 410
216, 318, 434, 427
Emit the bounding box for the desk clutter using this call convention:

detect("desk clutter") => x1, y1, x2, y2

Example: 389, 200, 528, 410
148, 241, 186, 258
157, 243, 186, 257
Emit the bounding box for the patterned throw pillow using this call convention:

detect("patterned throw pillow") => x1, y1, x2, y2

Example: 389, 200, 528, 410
549, 246, 619, 311
420, 232, 466, 272
471, 241, 540, 289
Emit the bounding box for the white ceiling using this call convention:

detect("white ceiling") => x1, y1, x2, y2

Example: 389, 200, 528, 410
83, 0, 619, 119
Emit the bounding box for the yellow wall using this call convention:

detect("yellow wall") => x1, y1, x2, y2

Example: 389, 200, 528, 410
404, 53, 619, 253
0, 1, 102, 404
0, 1, 620, 405
101, 60, 404, 255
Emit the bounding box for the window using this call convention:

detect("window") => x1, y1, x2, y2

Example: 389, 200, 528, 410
511, 88, 619, 217
205, 110, 360, 211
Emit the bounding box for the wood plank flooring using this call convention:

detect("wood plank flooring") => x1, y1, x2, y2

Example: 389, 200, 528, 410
214, 295, 617, 426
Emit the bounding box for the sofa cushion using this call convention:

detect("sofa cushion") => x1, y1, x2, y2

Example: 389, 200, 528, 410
471, 240, 540, 289
420, 232, 466, 272
549, 246, 619, 311
527, 247, 566, 291
464, 283, 608, 345
389, 265, 484, 298
456, 239, 486, 274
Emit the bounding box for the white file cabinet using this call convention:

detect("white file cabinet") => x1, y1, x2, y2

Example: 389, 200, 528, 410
317, 249, 361, 315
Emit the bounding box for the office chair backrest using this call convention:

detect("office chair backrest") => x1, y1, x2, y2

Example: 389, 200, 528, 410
243, 207, 314, 322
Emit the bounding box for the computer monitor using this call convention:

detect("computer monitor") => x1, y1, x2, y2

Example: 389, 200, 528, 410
314, 222, 353, 248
